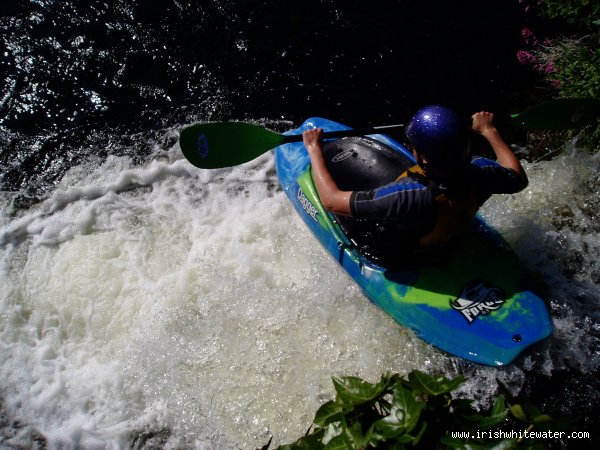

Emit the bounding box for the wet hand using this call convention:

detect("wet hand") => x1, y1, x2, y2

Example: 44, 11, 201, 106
471, 111, 497, 135
302, 128, 324, 156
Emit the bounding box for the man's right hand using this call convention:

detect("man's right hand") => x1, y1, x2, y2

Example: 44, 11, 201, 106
471, 111, 497, 136
302, 128, 324, 157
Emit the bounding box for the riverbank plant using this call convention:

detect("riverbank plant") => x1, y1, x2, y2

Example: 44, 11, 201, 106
517, 0, 600, 151
268, 370, 576, 450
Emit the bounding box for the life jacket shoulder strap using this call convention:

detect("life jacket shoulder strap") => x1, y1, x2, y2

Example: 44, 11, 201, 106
396, 164, 442, 197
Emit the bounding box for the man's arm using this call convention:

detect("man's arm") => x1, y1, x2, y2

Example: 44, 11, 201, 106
302, 128, 353, 216
471, 111, 529, 191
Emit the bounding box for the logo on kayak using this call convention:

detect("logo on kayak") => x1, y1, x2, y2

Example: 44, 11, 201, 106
450, 280, 507, 324
297, 187, 319, 222
197, 133, 209, 160
332, 149, 355, 163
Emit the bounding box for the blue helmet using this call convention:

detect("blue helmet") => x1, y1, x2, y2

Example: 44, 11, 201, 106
405, 105, 470, 163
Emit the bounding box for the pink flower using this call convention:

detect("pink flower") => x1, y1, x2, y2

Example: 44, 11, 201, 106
521, 27, 539, 45
544, 61, 557, 74
517, 50, 537, 66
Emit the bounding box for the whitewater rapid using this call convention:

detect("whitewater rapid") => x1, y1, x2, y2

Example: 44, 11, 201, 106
1, 134, 598, 448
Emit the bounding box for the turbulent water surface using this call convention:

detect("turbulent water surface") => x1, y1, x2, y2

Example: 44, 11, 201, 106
1, 1, 599, 449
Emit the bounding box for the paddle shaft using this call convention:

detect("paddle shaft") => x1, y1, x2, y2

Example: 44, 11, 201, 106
179, 98, 600, 169
281, 97, 600, 143
281, 124, 406, 143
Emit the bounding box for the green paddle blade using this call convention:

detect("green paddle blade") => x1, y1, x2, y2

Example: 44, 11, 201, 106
511, 98, 600, 130
179, 122, 285, 169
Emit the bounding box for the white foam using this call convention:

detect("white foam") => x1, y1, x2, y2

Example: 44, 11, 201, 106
0, 143, 446, 448
480, 145, 600, 374
1, 137, 598, 447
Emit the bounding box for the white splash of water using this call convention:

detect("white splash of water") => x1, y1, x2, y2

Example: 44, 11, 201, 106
0, 142, 447, 448
2, 136, 598, 448
474, 143, 600, 380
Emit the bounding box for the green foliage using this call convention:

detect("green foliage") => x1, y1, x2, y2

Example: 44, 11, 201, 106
538, 0, 600, 31
519, 0, 600, 150
272, 370, 576, 450
546, 38, 600, 100
541, 0, 600, 97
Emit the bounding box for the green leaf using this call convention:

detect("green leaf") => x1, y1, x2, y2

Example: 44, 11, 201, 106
510, 404, 528, 422
490, 395, 507, 416
406, 370, 465, 396
323, 420, 372, 450
532, 414, 553, 424
322, 433, 354, 450
276, 428, 326, 450
509, 398, 552, 425
374, 383, 425, 438
521, 399, 542, 419
411, 420, 427, 446
347, 421, 374, 448
322, 423, 342, 446
375, 407, 407, 439
397, 421, 427, 446
457, 396, 509, 431
332, 373, 392, 406
321, 435, 347, 450
314, 401, 344, 427
478, 396, 508, 429
391, 383, 425, 431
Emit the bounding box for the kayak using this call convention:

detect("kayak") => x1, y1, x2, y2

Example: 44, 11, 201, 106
274, 117, 553, 366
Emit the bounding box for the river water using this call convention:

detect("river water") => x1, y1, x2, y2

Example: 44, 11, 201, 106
1, 1, 598, 449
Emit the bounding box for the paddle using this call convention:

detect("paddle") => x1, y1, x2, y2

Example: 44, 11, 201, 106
180, 98, 600, 169
510, 98, 600, 130
179, 122, 405, 169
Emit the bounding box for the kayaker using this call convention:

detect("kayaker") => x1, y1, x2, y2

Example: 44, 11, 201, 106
302, 105, 528, 249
